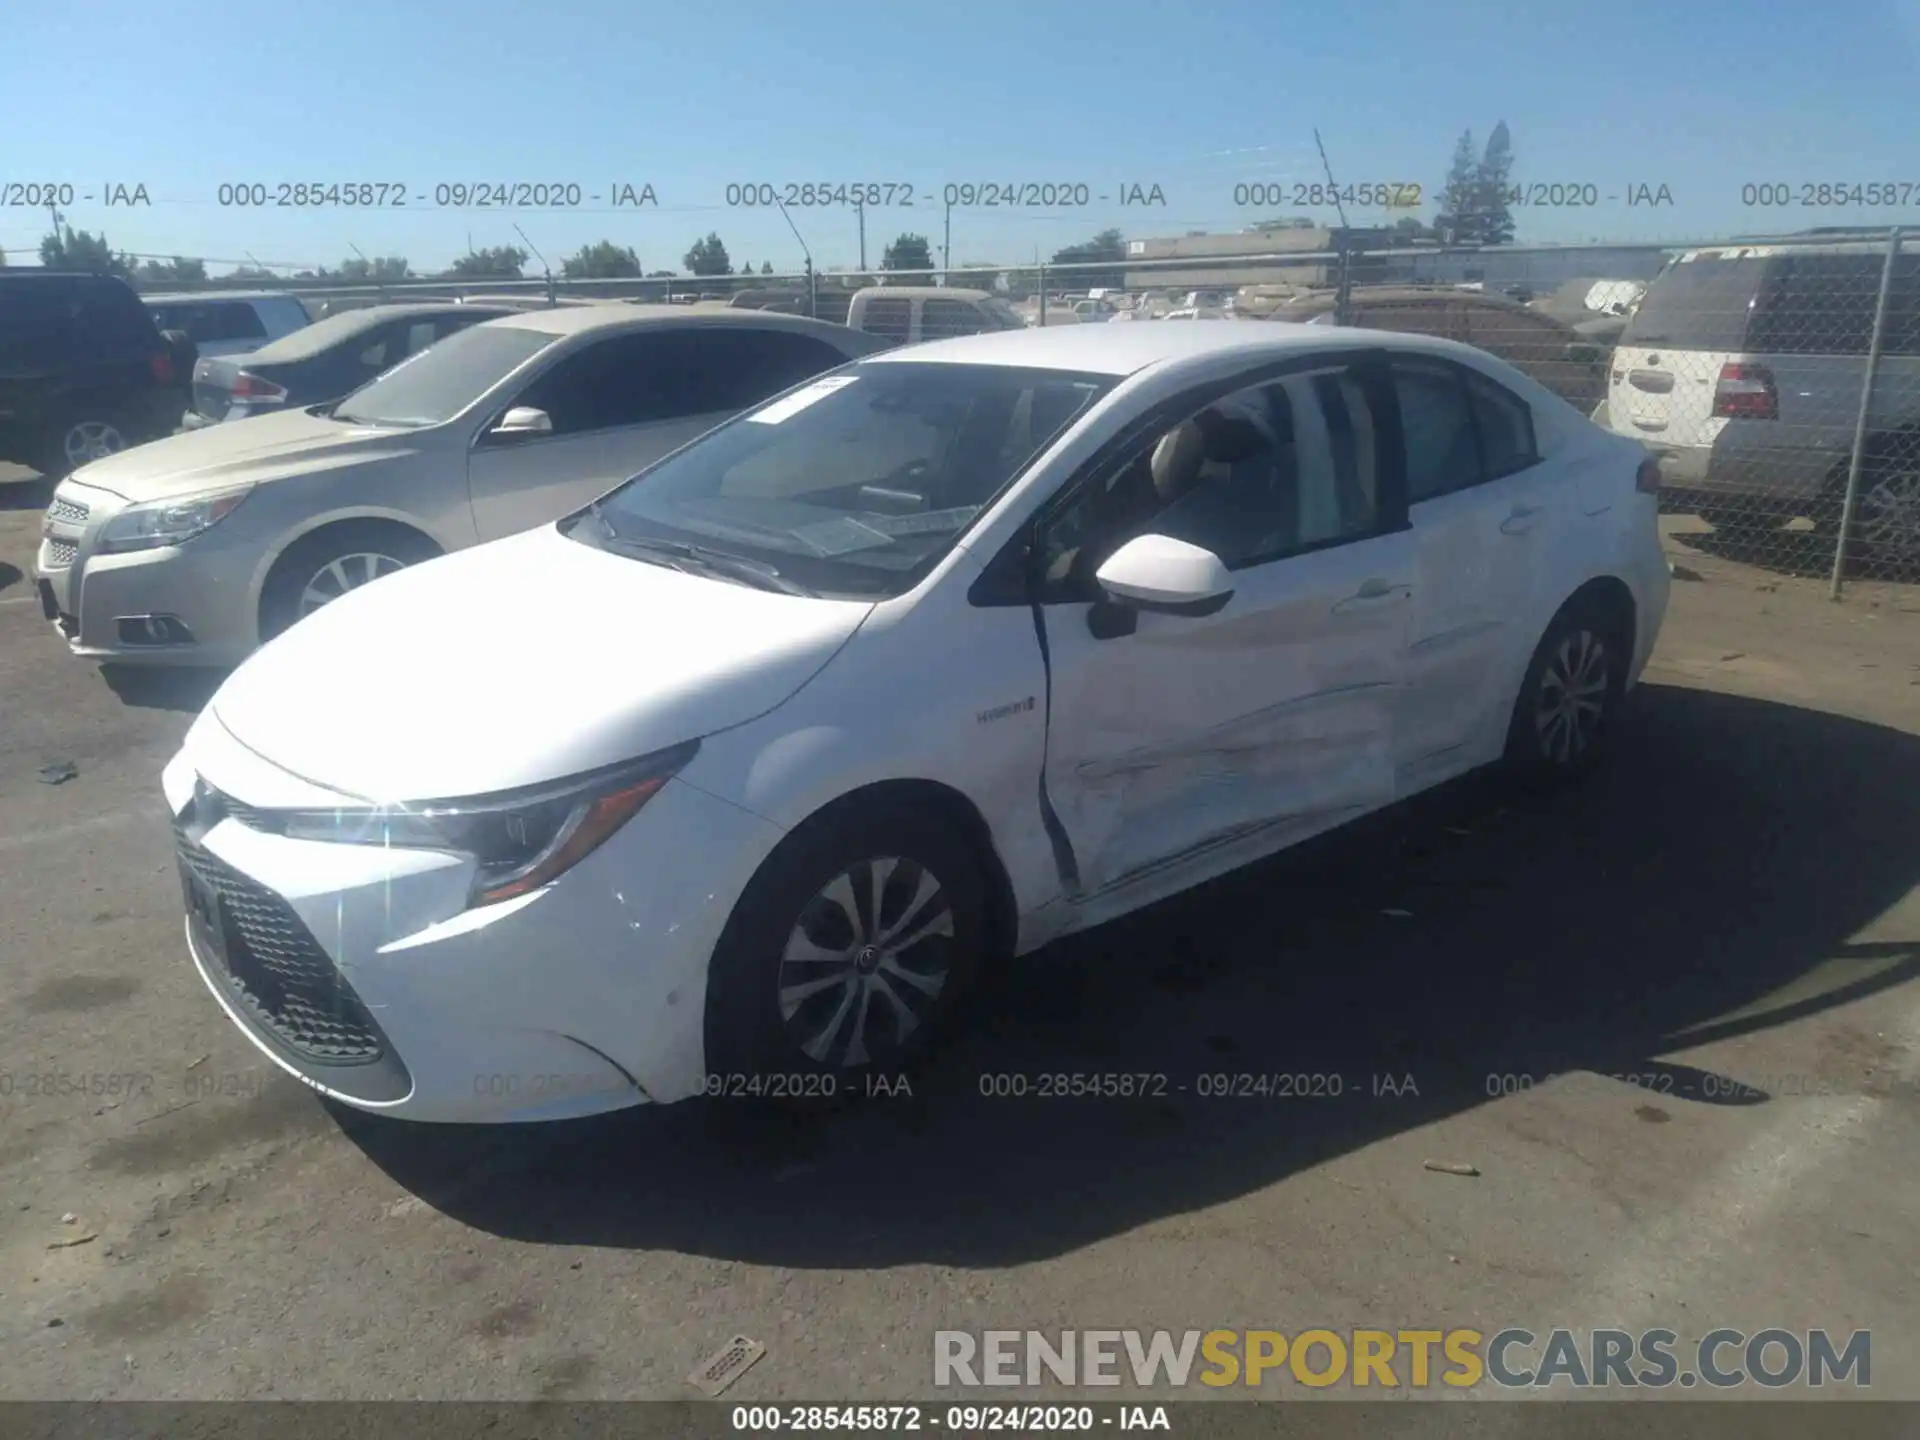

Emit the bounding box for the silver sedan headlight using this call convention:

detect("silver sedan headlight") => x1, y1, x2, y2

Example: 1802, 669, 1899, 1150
96, 486, 253, 554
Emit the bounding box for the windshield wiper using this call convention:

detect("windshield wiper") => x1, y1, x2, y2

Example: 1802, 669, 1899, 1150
597, 529, 815, 596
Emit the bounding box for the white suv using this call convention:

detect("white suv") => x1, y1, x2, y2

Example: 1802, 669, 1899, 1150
1605, 239, 1920, 566
145, 291, 312, 360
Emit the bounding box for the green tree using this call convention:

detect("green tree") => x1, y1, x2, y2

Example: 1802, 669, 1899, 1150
445, 246, 529, 280
1474, 120, 1516, 245
223, 264, 279, 281
1434, 130, 1479, 245
137, 256, 208, 284
683, 232, 732, 277
882, 233, 934, 274
335, 255, 410, 282
563, 241, 643, 278
760, 261, 774, 276
646, 269, 678, 278
39, 227, 133, 277
1048, 227, 1126, 289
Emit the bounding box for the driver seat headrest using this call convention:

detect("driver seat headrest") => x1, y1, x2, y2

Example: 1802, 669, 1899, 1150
1149, 421, 1207, 502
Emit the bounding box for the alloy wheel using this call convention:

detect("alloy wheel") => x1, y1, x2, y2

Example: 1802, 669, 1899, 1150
62, 420, 127, 470
1857, 469, 1920, 562
777, 856, 956, 1068
1534, 629, 1611, 765
297, 552, 408, 616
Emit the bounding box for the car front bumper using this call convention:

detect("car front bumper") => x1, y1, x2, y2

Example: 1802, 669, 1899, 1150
161, 713, 787, 1123
33, 478, 263, 667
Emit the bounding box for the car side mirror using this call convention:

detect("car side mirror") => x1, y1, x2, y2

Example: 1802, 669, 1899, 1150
488, 406, 553, 441
1094, 534, 1235, 617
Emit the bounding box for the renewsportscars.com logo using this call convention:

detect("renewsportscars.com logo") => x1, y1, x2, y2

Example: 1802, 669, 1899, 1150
933, 1328, 1872, 1390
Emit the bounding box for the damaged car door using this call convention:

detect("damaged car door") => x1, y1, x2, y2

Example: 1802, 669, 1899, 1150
1032, 356, 1415, 903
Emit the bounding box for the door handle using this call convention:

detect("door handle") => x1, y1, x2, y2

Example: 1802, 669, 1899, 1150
1500, 505, 1546, 535
1333, 581, 1412, 614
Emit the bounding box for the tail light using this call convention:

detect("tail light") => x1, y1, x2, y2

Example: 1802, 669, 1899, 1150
1711, 362, 1777, 420
1636, 456, 1662, 494
150, 351, 174, 384
229, 371, 288, 405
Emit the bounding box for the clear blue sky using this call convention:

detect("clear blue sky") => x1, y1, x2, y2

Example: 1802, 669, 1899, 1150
4, 0, 1918, 277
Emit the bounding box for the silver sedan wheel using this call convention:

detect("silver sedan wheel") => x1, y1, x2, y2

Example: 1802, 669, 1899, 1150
1858, 470, 1920, 562
62, 420, 127, 469
297, 552, 408, 617
777, 857, 956, 1068
1534, 629, 1611, 764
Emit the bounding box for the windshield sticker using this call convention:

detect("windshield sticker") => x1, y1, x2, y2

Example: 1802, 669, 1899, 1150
748, 376, 860, 425
791, 516, 897, 555
859, 505, 983, 537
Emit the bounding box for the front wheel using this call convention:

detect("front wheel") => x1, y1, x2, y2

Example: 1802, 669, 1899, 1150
259, 524, 438, 642
1503, 601, 1628, 784
703, 802, 989, 1101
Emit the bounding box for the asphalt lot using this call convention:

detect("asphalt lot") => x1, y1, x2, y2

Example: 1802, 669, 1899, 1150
0, 459, 1917, 1414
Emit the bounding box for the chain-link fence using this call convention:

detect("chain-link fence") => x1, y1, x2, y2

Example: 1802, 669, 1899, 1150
159, 228, 1919, 591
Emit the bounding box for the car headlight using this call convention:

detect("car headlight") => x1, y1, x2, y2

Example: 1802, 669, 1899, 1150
255, 741, 699, 906
97, 487, 253, 554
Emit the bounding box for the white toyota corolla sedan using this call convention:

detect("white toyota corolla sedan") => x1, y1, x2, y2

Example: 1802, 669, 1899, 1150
162, 321, 1670, 1123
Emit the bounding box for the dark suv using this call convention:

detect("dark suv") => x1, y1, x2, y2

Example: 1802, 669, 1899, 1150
0, 271, 188, 478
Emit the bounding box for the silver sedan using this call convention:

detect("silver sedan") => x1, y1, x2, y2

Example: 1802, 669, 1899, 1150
33, 307, 886, 667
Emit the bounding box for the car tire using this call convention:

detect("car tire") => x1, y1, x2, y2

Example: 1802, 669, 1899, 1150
1502, 596, 1630, 786
702, 799, 989, 1104
40, 409, 134, 479
258, 523, 438, 642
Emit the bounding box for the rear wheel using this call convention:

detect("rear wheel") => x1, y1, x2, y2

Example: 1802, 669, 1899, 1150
1852, 462, 1920, 572
1503, 597, 1629, 785
703, 801, 988, 1102
41, 411, 131, 478
258, 523, 438, 641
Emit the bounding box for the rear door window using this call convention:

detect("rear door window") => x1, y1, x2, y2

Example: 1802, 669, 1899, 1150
1392, 361, 1483, 503
1747, 254, 1887, 357
859, 297, 913, 342
922, 298, 991, 339
1621, 256, 1774, 352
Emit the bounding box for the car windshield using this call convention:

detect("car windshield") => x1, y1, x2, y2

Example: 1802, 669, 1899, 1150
568, 361, 1114, 599
331, 323, 559, 427
1621, 256, 1775, 351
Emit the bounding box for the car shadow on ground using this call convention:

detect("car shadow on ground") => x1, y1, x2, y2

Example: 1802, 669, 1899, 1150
335, 682, 1920, 1268
1667, 521, 1918, 586
0, 473, 54, 511
0, 562, 22, 596
100, 664, 226, 714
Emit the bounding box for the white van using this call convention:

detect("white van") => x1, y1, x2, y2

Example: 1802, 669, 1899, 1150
1605, 240, 1920, 564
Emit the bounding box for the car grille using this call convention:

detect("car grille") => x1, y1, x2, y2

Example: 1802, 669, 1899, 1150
175, 816, 386, 1066
48, 495, 90, 524
41, 538, 78, 570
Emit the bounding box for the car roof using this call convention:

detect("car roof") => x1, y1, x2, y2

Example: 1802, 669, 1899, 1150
242, 302, 509, 362
485, 303, 882, 345
143, 290, 305, 305
1, 270, 137, 291
859, 318, 1482, 377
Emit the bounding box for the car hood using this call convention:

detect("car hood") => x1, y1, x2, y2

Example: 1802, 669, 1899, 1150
69, 406, 432, 502
209, 524, 875, 801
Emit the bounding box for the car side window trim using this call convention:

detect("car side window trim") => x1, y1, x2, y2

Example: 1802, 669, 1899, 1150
969, 347, 1410, 608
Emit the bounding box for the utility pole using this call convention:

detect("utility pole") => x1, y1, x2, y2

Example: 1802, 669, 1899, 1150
856, 200, 867, 272
943, 201, 952, 286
